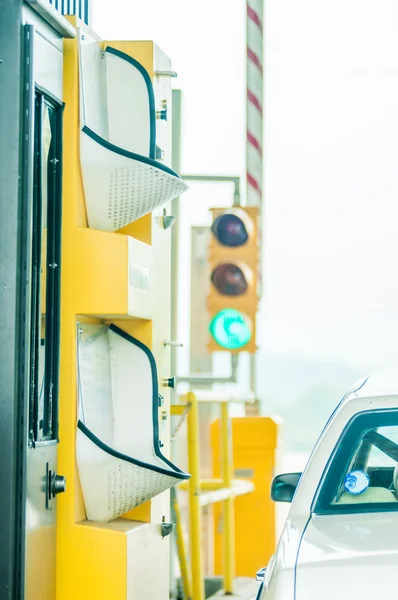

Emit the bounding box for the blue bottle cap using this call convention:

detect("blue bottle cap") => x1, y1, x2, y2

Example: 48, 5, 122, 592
344, 470, 369, 495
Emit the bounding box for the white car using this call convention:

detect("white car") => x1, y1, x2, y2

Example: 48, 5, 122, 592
255, 372, 398, 599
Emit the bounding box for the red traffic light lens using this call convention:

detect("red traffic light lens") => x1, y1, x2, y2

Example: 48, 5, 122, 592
211, 214, 248, 247
211, 264, 248, 296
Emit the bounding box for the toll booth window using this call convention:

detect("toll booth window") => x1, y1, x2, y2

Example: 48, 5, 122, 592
315, 411, 398, 514
29, 93, 62, 444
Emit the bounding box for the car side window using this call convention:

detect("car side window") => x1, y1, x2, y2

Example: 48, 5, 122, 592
315, 411, 398, 514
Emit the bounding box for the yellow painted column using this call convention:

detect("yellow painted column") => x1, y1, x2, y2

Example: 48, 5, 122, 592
221, 402, 235, 593
187, 392, 205, 600
57, 24, 127, 600
171, 486, 192, 600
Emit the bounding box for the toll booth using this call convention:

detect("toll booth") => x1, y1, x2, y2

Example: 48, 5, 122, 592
211, 417, 278, 577
0, 2, 188, 599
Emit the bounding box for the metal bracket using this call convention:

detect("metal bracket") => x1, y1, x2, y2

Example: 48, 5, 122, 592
177, 354, 239, 385
163, 339, 184, 347
163, 215, 176, 230
161, 522, 176, 538
181, 174, 241, 206
155, 70, 178, 78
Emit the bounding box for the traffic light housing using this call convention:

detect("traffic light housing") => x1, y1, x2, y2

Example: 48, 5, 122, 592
207, 207, 259, 353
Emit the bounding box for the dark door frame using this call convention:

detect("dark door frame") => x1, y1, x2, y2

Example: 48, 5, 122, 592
0, 4, 33, 598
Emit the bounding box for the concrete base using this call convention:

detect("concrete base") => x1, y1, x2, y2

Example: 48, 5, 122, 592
206, 577, 260, 600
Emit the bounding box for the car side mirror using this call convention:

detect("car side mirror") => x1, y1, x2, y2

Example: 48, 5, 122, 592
271, 472, 302, 502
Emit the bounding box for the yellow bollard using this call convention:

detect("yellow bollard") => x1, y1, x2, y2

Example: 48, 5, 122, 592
187, 392, 205, 600
221, 402, 235, 594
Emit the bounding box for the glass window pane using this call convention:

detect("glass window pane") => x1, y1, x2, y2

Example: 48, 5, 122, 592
38, 103, 53, 439
320, 412, 398, 512
29, 93, 61, 444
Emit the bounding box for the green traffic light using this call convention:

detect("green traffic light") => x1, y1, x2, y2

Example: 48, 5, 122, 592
209, 308, 252, 350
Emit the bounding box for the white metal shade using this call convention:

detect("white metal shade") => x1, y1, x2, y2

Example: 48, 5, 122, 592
78, 30, 188, 232
80, 128, 188, 232
76, 323, 190, 522
105, 48, 154, 157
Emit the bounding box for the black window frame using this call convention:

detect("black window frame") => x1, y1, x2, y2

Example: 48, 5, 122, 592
28, 89, 63, 446
313, 408, 398, 516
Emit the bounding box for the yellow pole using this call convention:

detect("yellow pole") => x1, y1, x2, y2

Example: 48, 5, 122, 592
187, 392, 204, 600
171, 486, 192, 600
221, 402, 235, 594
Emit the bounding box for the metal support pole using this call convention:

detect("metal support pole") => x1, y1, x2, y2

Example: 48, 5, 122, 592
248, 353, 259, 415
246, 0, 263, 209
169, 88, 183, 600
181, 174, 241, 388
246, 0, 264, 406
182, 175, 241, 208
221, 402, 235, 594
171, 89, 182, 402
187, 392, 204, 600
178, 354, 239, 386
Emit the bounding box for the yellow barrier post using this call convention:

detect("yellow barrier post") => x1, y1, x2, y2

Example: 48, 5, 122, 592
171, 486, 192, 600
221, 402, 235, 594
187, 392, 205, 600
177, 393, 257, 597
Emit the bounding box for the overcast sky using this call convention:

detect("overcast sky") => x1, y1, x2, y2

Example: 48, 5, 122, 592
93, 0, 398, 373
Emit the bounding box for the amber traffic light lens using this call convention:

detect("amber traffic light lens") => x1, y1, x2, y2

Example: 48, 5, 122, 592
211, 264, 248, 296
211, 214, 248, 247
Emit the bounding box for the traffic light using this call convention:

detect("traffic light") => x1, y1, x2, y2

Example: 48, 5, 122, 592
207, 207, 259, 353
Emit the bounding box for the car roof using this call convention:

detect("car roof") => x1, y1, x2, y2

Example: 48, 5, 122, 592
346, 370, 398, 402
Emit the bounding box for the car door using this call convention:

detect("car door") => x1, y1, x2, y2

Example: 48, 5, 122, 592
259, 518, 305, 600
295, 410, 398, 600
